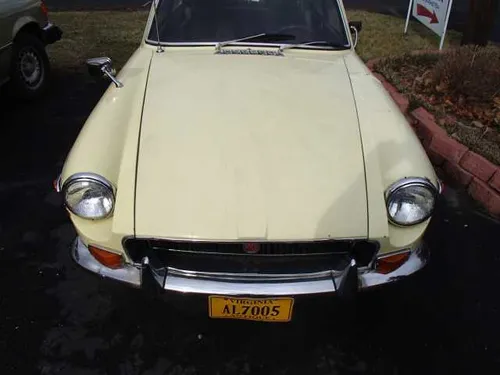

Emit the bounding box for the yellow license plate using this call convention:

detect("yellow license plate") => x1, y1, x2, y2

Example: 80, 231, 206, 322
209, 296, 294, 322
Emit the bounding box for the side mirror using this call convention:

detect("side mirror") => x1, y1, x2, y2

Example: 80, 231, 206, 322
348, 21, 362, 48
86, 57, 123, 88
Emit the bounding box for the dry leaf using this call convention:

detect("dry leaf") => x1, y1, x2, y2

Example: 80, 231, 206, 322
435, 82, 448, 93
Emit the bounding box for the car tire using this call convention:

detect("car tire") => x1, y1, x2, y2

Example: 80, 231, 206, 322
9, 33, 50, 99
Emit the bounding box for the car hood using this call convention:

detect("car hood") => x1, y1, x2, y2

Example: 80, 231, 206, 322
135, 49, 367, 241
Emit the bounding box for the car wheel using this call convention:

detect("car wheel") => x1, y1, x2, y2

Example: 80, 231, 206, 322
9, 33, 50, 99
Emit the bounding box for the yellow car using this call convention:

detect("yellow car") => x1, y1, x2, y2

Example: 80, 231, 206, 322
57, 0, 440, 323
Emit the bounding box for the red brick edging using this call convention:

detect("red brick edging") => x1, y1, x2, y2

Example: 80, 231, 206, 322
366, 59, 500, 217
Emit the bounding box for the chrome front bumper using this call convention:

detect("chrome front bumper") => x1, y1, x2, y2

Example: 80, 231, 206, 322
72, 238, 141, 286
72, 238, 428, 296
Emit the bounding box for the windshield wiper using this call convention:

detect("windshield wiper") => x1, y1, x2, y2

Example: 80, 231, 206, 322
215, 33, 296, 52
278, 41, 349, 53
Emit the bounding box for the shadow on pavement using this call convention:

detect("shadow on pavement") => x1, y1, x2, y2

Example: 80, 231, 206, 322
0, 68, 106, 374
0, 69, 106, 183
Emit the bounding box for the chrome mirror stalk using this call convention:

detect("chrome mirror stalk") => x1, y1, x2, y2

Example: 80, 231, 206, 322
86, 57, 124, 88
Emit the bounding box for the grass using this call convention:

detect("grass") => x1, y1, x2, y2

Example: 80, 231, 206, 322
347, 10, 461, 61
47, 10, 462, 72
48, 11, 149, 71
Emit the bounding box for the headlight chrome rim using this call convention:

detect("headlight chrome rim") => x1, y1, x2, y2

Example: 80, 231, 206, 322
385, 177, 438, 226
62, 173, 115, 220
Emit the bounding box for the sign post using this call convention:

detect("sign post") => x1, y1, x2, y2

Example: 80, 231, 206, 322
404, 0, 454, 50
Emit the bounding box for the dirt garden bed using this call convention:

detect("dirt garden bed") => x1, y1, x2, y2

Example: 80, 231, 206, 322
374, 47, 500, 166
369, 46, 500, 216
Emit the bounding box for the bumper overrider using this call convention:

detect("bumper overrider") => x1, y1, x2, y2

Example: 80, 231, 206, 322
72, 237, 428, 296
42, 23, 63, 45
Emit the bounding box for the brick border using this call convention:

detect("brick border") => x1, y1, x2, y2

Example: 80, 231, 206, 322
366, 58, 500, 217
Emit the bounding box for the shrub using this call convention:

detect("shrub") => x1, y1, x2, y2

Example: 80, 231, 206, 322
431, 46, 500, 102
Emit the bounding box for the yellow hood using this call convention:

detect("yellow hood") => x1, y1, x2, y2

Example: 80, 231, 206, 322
135, 49, 367, 240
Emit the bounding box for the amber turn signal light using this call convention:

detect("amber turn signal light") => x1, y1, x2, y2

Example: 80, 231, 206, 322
89, 245, 123, 269
375, 252, 411, 275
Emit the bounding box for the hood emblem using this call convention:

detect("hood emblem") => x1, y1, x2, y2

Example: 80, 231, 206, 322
243, 243, 260, 254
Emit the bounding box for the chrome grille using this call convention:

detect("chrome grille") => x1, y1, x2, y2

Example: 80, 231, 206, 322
124, 239, 379, 274
142, 239, 369, 256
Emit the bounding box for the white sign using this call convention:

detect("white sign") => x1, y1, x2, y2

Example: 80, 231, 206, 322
404, 0, 454, 49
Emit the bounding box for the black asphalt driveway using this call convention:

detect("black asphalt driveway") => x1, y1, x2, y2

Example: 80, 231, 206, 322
1, 68, 500, 374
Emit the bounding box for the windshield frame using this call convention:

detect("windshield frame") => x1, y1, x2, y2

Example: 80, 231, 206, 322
143, 0, 353, 50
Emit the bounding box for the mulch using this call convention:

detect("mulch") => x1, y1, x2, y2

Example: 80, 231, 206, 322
375, 53, 500, 166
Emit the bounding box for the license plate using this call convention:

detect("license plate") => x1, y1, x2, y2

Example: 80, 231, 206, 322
208, 296, 294, 322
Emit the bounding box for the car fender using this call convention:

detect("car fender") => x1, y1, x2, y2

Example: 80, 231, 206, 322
12, 16, 40, 39
343, 52, 438, 252
61, 46, 154, 255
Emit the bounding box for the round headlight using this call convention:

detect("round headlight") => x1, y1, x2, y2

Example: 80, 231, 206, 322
385, 178, 437, 226
63, 173, 115, 220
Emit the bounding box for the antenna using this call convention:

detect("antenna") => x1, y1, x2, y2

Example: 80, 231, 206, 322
144, 0, 164, 53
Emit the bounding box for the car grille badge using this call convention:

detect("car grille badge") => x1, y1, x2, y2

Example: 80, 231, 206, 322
243, 243, 260, 254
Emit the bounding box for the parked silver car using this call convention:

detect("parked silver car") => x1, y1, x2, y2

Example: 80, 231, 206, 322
0, 0, 61, 98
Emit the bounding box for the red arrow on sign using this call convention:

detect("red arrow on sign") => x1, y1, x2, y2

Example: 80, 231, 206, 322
417, 4, 439, 24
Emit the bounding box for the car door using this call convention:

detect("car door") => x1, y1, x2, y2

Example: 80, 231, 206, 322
0, 0, 15, 84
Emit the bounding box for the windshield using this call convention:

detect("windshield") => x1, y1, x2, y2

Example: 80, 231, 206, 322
148, 0, 349, 47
